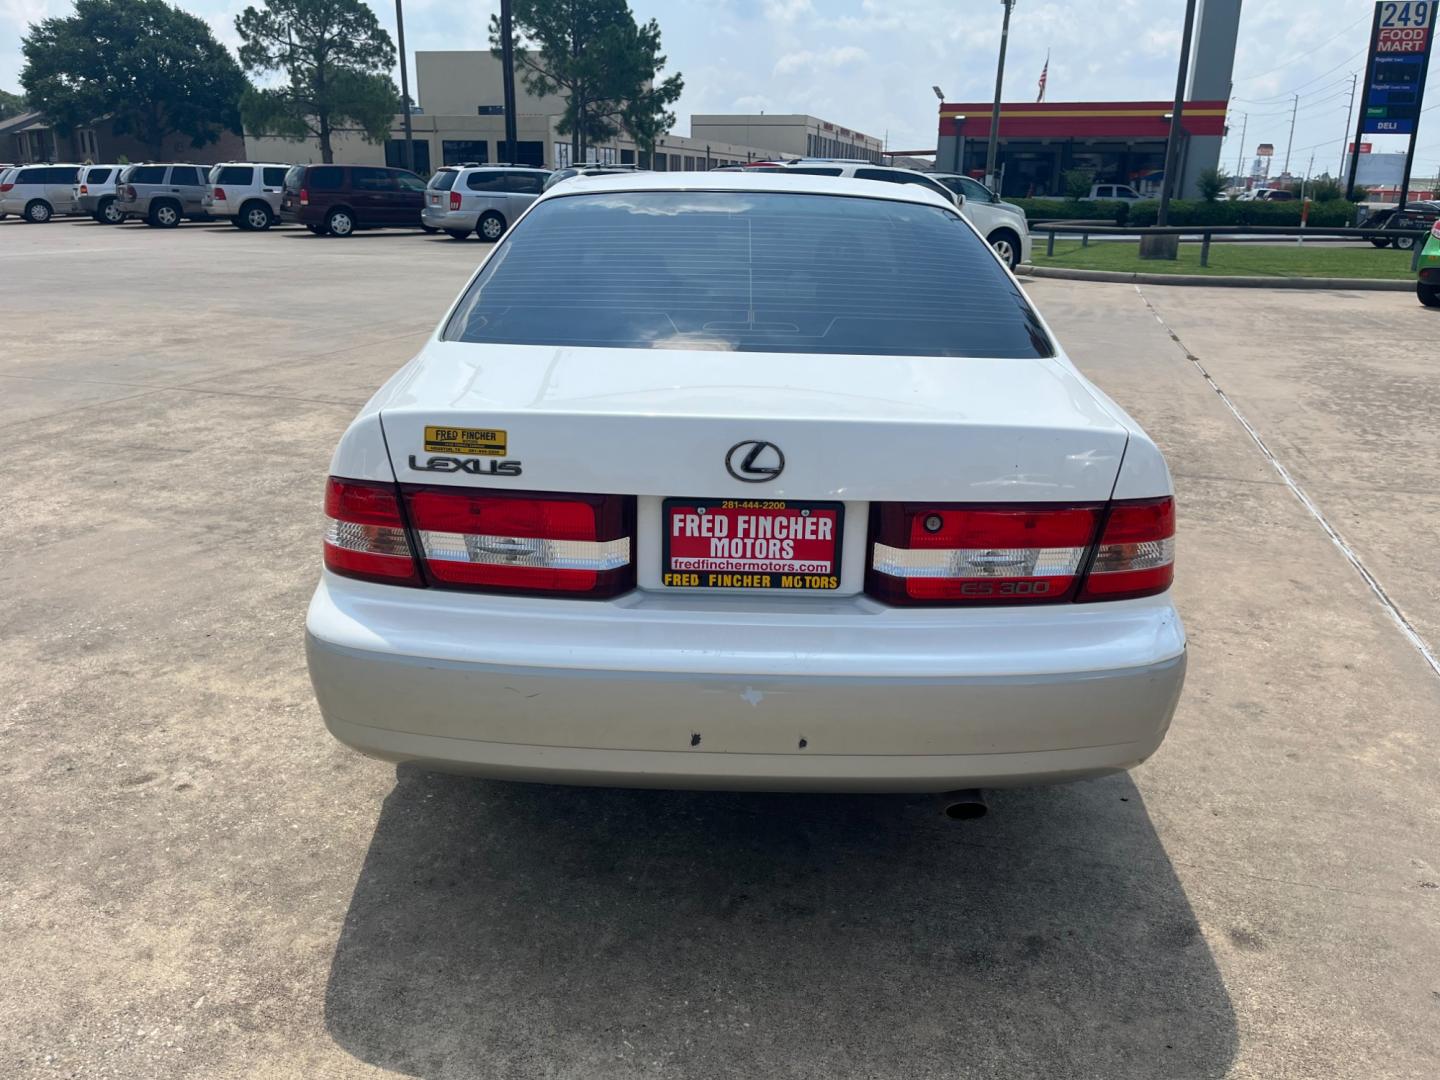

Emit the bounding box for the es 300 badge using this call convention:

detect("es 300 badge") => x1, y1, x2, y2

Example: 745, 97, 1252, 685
411, 425, 522, 476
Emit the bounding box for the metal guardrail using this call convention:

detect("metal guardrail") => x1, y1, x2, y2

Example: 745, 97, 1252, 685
1034, 223, 1433, 272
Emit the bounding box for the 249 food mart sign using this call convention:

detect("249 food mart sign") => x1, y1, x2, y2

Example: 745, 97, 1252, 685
1363, 1, 1435, 135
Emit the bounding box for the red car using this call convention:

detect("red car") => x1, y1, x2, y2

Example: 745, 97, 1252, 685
279, 164, 428, 237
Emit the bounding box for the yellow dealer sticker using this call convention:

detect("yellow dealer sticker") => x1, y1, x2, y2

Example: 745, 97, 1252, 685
423, 426, 507, 456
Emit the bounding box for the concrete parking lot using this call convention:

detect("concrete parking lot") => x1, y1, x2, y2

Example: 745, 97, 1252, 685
2, 216, 1438, 1079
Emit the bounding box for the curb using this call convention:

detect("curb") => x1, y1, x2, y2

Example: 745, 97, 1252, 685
1017, 264, 1415, 291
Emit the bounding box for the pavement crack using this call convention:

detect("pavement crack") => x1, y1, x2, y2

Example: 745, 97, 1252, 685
1135, 284, 1440, 680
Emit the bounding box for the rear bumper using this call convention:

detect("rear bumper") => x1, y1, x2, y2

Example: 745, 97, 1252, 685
422, 206, 480, 230
77, 195, 105, 212
306, 573, 1186, 792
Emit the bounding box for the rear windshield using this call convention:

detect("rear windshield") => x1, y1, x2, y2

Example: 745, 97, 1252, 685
216, 165, 253, 185
285, 165, 305, 190
86, 167, 112, 183
443, 191, 1051, 358
429, 170, 458, 191
128, 166, 166, 184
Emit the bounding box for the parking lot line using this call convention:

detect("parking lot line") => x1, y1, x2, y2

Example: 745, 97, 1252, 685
1135, 284, 1440, 680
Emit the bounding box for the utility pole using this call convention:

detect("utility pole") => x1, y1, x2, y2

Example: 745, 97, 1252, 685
500, 0, 518, 164
1233, 111, 1247, 181
983, 0, 1015, 191
1281, 93, 1297, 175
1155, 0, 1198, 231
1338, 72, 1357, 177
394, 0, 414, 173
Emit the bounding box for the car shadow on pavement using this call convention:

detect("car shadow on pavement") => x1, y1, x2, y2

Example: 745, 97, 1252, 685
325, 767, 1236, 1079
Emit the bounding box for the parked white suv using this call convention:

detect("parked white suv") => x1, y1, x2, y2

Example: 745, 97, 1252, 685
205, 162, 292, 230
74, 165, 125, 224
1088, 183, 1153, 202
928, 173, 1033, 269
423, 164, 551, 240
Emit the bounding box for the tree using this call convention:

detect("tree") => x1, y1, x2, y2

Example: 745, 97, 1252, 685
0, 89, 27, 121
20, 0, 246, 159
492, 0, 683, 162
235, 0, 400, 164
1307, 175, 1346, 202
1196, 166, 1229, 202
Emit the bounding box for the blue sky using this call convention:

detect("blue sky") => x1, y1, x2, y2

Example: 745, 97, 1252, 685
3, 0, 1436, 177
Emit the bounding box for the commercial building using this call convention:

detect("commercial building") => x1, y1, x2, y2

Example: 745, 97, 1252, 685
246, 52, 868, 173
690, 115, 883, 162
935, 0, 1239, 198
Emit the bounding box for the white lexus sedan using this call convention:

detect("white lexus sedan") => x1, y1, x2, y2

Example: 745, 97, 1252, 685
305, 172, 1185, 798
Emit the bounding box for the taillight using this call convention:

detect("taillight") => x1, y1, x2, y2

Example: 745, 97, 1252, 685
299, 188, 309, 206
449, 190, 462, 211
214, 186, 226, 200
868, 504, 1101, 605
1, 183, 15, 193
1432, 220, 1440, 240
403, 486, 635, 598
865, 496, 1174, 605
125, 185, 136, 199
323, 477, 421, 585
1077, 497, 1174, 601
80, 184, 89, 194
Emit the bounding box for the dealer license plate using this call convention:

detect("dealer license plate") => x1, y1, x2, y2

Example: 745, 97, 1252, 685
662, 499, 843, 590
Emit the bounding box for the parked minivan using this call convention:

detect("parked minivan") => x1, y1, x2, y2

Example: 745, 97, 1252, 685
205, 162, 292, 230
74, 165, 125, 224
113, 163, 213, 226
0, 164, 82, 222
280, 164, 428, 236
423, 164, 551, 240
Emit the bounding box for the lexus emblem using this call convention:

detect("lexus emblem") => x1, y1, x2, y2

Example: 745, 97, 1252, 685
725, 440, 785, 483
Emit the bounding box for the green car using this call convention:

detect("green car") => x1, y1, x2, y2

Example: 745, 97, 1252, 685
1420, 221, 1440, 308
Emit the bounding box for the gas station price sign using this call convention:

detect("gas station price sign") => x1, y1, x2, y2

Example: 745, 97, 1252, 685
1363, 1, 1435, 134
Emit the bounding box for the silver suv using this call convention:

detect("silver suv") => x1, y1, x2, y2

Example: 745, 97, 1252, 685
0, 164, 82, 222
74, 165, 125, 224
204, 162, 291, 230
423, 164, 551, 241
114, 163, 213, 227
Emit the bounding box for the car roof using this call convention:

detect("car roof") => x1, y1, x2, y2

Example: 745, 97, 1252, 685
537, 170, 958, 210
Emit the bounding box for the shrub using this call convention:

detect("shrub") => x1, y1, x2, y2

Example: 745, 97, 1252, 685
1012, 198, 1129, 225
1307, 176, 1345, 202
1127, 199, 1356, 227
1062, 169, 1093, 201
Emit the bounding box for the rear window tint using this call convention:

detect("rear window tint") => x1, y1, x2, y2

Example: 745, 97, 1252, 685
86, 167, 112, 183
216, 166, 253, 185
308, 166, 344, 191
429, 170, 458, 191
262, 167, 288, 186
128, 166, 167, 184
444, 191, 1051, 358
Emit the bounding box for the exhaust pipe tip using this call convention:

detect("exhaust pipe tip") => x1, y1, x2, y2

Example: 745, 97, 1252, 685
939, 789, 988, 820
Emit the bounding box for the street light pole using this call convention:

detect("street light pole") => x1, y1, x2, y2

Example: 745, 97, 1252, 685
983, 0, 1015, 191
1156, 0, 1198, 230
394, 0, 414, 173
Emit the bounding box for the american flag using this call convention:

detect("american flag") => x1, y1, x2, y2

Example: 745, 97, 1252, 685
1037, 52, 1049, 103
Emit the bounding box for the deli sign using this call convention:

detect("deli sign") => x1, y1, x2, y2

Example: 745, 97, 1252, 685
1362, 1, 1435, 134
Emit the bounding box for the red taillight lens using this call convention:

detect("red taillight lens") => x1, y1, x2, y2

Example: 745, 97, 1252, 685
80, 184, 88, 194
867, 504, 1102, 605
0, 183, 13, 193
403, 486, 635, 597
299, 188, 309, 206
323, 477, 421, 585
865, 496, 1175, 605
125, 185, 136, 199
1432, 220, 1440, 240
449, 190, 462, 211
214, 186, 226, 200
1077, 497, 1175, 601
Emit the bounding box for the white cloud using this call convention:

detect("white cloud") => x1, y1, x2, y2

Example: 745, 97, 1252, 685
773, 45, 868, 78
